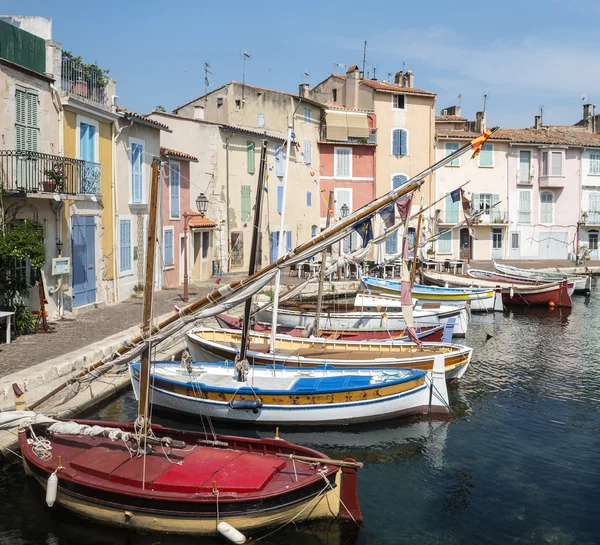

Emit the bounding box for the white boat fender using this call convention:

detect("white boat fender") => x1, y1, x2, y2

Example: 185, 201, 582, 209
229, 399, 263, 412
217, 521, 247, 544
509, 287, 514, 299
46, 471, 58, 507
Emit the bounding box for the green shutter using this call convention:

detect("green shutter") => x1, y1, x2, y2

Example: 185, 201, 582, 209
15, 87, 38, 152
241, 185, 251, 221
247, 141, 255, 174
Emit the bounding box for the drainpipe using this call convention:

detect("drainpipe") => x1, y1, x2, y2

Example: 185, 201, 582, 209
112, 123, 119, 303
225, 134, 232, 272
50, 201, 64, 318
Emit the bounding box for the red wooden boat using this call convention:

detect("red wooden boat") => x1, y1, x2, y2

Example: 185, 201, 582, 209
19, 419, 362, 535
215, 313, 446, 342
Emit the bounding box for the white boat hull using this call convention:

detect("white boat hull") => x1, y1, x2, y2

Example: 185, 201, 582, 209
255, 306, 469, 336
130, 361, 449, 425
355, 292, 494, 313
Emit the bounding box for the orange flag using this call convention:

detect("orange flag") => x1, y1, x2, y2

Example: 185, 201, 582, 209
471, 128, 493, 159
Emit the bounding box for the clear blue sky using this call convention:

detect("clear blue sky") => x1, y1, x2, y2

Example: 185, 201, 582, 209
15, 0, 600, 128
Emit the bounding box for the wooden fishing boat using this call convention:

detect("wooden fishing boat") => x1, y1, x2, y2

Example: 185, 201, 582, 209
359, 276, 496, 312
186, 328, 473, 380
423, 270, 572, 308
129, 357, 449, 425
467, 268, 575, 297
19, 419, 361, 534
215, 313, 446, 342
255, 304, 469, 336
493, 261, 590, 293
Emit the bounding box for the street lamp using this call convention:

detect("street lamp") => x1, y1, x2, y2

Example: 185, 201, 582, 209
182, 193, 209, 303
340, 204, 349, 218
56, 238, 63, 255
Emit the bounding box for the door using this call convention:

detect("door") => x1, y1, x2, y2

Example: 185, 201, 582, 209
519, 151, 531, 183
459, 228, 472, 259
193, 232, 201, 281
509, 232, 520, 259
588, 230, 599, 260
491, 228, 503, 259
270, 231, 280, 263
72, 215, 96, 307
539, 232, 568, 259
80, 122, 97, 193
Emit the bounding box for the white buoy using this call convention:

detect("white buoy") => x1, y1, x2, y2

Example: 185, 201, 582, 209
46, 472, 58, 507
217, 522, 246, 544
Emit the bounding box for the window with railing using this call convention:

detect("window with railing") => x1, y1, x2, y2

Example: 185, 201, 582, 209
518, 190, 531, 224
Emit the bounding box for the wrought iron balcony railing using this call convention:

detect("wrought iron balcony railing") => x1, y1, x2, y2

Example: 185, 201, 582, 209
0, 150, 101, 195
61, 57, 108, 106
584, 211, 600, 225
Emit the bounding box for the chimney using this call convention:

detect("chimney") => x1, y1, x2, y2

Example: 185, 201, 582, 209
534, 115, 542, 129
405, 70, 414, 88
345, 65, 361, 109
299, 83, 311, 98
394, 71, 403, 85
475, 111, 486, 133
446, 105, 461, 117
193, 105, 205, 120
583, 103, 593, 119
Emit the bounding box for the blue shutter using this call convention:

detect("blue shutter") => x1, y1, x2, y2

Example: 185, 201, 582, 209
445, 194, 459, 223
304, 140, 312, 164
438, 231, 452, 253
307, 191, 312, 206
392, 130, 401, 156
270, 231, 280, 263
386, 233, 398, 255
392, 174, 407, 189
119, 219, 131, 272
275, 148, 284, 177
164, 230, 174, 265
286, 231, 292, 252
311, 225, 317, 237
277, 186, 284, 214
132, 143, 143, 203
400, 130, 408, 156
170, 163, 180, 218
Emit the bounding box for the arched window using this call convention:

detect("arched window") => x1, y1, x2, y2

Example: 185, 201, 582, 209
385, 174, 408, 254
540, 192, 553, 223
311, 225, 318, 238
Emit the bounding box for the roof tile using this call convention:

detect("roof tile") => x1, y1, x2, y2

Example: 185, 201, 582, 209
160, 147, 198, 161
116, 107, 170, 131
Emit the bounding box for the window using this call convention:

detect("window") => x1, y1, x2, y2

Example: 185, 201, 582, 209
590, 153, 600, 175
277, 186, 284, 214
551, 151, 563, 175
518, 190, 531, 224
472, 193, 500, 221
478, 144, 493, 167
334, 147, 352, 178
230, 232, 243, 266
79, 122, 96, 162
332, 89, 337, 103
163, 228, 174, 266
540, 192, 554, 223
392, 129, 408, 156
445, 194, 459, 223
217, 97, 224, 108
247, 141, 255, 174
235, 99, 241, 108
541, 151, 548, 176
392, 94, 405, 109
445, 142, 460, 167
511, 232, 520, 250
492, 228, 503, 250
588, 192, 600, 223
304, 106, 311, 123
119, 219, 132, 273
589, 230, 599, 251
285, 231, 292, 252
519, 150, 531, 183
202, 231, 209, 259
15, 87, 39, 152
303, 140, 312, 164
257, 113, 264, 128
306, 191, 312, 207
130, 140, 144, 203
275, 147, 284, 177
311, 225, 318, 238
169, 161, 180, 219
241, 185, 251, 221
437, 231, 452, 254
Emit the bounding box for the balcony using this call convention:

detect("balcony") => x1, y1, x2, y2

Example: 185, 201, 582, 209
584, 211, 600, 225
321, 127, 377, 145
61, 57, 109, 107
472, 210, 509, 225
539, 176, 565, 188
0, 150, 101, 196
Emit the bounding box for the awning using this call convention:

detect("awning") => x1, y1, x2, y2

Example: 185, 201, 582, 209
325, 113, 348, 141
346, 114, 370, 138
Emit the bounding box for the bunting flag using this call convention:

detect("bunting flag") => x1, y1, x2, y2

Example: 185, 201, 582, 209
396, 195, 413, 221
470, 128, 493, 158
353, 218, 374, 247
379, 203, 395, 228
461, 188, 475, 239
400, 240, 423, 348
450, 188, 461, 203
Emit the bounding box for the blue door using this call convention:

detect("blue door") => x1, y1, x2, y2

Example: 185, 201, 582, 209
80, 123, 96, 162
72, 216, 96, 307
270, 231, 280, 263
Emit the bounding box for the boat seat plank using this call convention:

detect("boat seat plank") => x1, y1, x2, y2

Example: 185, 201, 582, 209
110, 452, 186, 488
69, 443, 132, 479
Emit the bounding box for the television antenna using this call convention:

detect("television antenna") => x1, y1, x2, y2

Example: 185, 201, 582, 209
240, 49, 252, 106
302, 68, 311, 81
204, 61, 212, 104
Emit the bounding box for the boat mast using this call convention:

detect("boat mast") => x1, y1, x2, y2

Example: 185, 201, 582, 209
238, 140, 268, 378
137, 157, 161, 436
269, 111, 294, 353
411, 195, 424, 287
314, 191, 334, 335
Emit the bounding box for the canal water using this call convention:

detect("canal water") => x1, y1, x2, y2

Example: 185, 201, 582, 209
2, 282, 600, 544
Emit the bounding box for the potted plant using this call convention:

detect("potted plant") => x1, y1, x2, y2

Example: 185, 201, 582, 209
42, 163, 67, 193
426, 247, 435, 259
15, 303, 36, 335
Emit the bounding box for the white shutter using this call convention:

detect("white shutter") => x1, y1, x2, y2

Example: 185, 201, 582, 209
304, 140, 312, 164
335, 148, 351, 177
